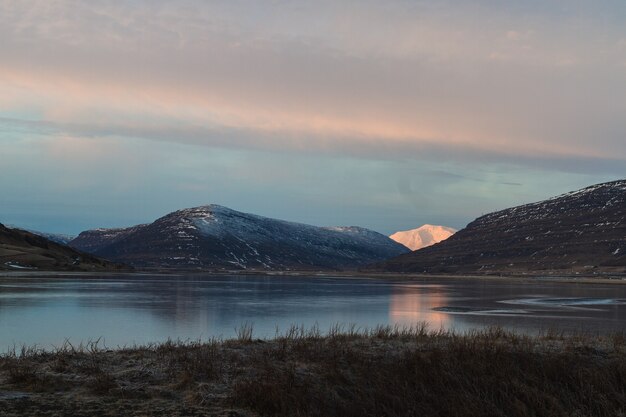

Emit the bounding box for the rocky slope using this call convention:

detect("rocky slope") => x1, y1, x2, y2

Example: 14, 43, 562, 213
70, 205, 409, 270
0, 223, 116, 271
389, 224, 456, 250
70, 225, 147, 253
373, 180, 626, 273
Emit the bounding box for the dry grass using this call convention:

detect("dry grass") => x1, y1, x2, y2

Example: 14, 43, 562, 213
1, 324, 625, 416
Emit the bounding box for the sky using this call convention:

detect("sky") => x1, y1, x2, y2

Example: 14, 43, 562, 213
1, 0, 625, 235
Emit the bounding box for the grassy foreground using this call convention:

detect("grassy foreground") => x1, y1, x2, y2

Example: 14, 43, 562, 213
1, 324, 625, 417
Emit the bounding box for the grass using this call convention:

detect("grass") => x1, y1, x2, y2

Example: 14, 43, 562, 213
1, 324, 625, 416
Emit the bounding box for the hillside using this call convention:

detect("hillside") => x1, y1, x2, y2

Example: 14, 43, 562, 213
0, 223, 117, 271
70, 205, 409, 270
373, 180, 626, 273
6, 225, 75, 245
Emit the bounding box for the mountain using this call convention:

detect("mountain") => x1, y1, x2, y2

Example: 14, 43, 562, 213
70, 225, 147, 253
373, 180, 626, 274
6, 225, 75, 245
389, 225, 456, 250
0, 223, 117, 271
70, 205, 410, 270
32, 232, 75, 245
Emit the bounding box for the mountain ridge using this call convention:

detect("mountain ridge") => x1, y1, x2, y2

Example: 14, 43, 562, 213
0, 223, 118, 271
70, 204, 410, 270
372, 180, 626, 273
6, 225, 75, 245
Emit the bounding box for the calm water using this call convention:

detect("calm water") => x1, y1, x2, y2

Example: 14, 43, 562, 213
0, 273, 625, 350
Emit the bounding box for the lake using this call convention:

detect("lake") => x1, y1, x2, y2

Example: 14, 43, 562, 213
1, 273, 625, 350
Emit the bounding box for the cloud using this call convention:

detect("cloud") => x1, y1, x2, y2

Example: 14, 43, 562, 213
1, 0, 625, 176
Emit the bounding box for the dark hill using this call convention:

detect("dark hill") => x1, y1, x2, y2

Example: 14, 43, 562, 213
70, 205, 409, 270
372, 180, 626, 274
0, 223, 118, 271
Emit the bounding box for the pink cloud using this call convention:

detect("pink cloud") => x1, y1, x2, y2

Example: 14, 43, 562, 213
1, 0, 625, 170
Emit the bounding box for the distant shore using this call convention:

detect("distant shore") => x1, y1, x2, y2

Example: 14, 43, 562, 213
2, 268, 626, 285
1, 325, 625, 416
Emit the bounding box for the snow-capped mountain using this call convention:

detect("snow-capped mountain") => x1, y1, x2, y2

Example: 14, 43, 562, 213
374, 180, 626, 273
70, 205, 409, 270
389, 225, 456, 251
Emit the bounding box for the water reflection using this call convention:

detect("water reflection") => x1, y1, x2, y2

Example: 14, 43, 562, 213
389, 285, 451, 329
0, 274, 625, 350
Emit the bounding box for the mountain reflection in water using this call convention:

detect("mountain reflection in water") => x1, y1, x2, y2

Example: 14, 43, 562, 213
1, 274, 626, 350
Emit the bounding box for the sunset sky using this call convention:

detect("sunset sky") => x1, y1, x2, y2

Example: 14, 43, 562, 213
1, 0, 625, 235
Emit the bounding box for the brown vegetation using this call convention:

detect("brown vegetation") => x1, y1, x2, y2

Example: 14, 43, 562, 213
1, 325, 625, 416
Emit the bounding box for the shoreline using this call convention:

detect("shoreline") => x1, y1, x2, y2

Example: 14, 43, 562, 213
2, 268, 626, 285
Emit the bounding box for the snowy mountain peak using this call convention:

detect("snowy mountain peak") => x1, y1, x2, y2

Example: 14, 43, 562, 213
389, 224, 456, 251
